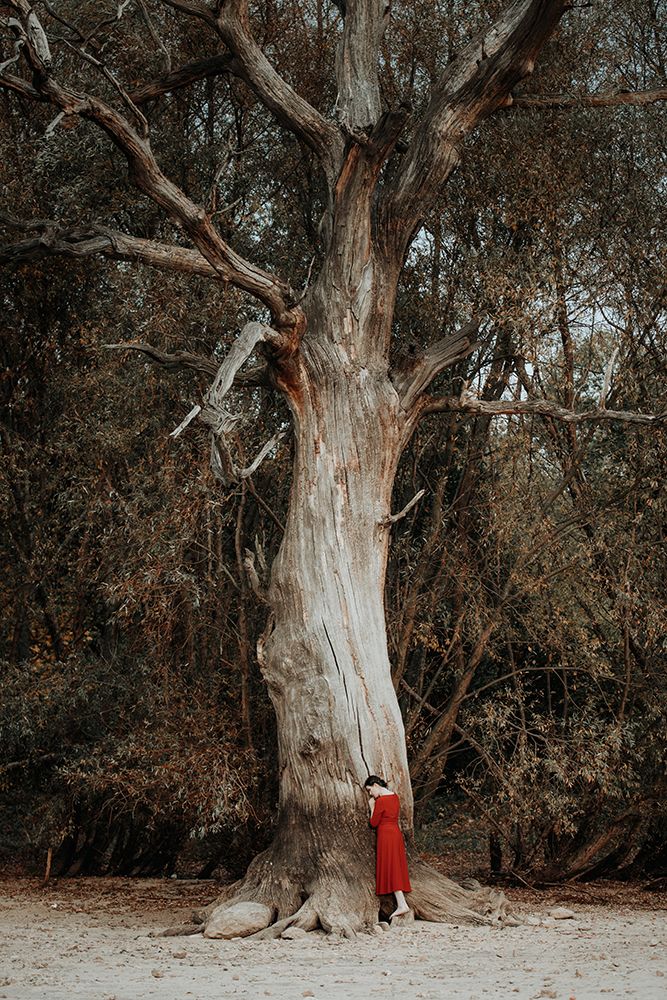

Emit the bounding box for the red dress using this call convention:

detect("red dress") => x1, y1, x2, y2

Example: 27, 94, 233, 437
370, 793, 412, 895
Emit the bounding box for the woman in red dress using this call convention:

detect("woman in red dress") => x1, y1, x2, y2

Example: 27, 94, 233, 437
364, 774, 411, 918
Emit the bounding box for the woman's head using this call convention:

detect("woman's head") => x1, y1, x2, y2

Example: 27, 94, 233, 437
364, 775, 388, 798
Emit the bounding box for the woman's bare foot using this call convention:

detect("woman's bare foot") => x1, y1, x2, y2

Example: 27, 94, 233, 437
389, 905, 410, 919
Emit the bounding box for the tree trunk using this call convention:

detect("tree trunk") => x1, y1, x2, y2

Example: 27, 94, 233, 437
179, 294, 510, 937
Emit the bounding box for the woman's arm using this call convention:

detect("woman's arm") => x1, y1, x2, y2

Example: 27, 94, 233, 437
369, 797, 383, 828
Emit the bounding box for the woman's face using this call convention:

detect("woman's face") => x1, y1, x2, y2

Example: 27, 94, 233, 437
367, 783, 381, 799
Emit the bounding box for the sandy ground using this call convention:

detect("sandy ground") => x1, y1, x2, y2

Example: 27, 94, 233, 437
0, 877, 665, 1000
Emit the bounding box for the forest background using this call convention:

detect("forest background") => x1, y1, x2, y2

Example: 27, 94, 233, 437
1, 0, 666, 890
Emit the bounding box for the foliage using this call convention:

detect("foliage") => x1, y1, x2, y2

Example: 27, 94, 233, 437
1, 1, 666, 880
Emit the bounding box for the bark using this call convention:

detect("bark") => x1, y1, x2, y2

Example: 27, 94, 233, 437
335, 0, 388, 132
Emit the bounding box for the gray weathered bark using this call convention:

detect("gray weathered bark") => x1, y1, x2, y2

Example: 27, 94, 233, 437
185, 278, 510, 936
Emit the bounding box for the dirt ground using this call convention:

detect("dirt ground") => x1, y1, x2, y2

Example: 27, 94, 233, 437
0, 875, 665, 1000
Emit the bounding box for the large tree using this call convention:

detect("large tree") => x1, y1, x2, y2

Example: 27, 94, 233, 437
1, 0, 665, 935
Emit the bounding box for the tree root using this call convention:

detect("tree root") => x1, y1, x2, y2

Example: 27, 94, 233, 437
408, 859, 514, 925
159, 852, 516, 937
154, 922, 205, 937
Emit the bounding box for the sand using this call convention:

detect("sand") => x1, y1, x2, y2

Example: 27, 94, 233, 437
0, 877, 665, 1000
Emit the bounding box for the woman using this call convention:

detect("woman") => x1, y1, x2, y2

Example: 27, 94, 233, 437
364, 774, 411, 918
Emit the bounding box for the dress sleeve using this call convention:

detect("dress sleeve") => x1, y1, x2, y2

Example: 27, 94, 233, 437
369, 798, 383, 828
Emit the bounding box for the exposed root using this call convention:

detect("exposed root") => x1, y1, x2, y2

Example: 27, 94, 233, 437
312, 891, 368, 939
249, 899, 319, 940
154, 922, 205, 937
408, 860, 514, 926
159, 847, 516, 938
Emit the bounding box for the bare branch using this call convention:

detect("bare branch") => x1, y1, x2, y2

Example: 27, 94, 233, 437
59, 35, 149, 137
509, 86, 667, 111
103, 341, 268, 388
0, 35, 24, 74
137, 0, 172, 72
243, 548, 268, 603
380, 489, 426, 526
382, 0, 568, 253
335, 0, 389, 132
0, 3, 296, 319
238, 429, 287, 479
110, 325, 285, 478
393, 319, 482, 412
0, 69, 39, 99
420, 394, 667, 427
155, 0, 217, 28
599, 348, 619, 409
129, 53, 235, 105
170, 403, 202, 438
206, 321, 281, 416
0, 219, 221, 278
156, 0, 343, 182
165, 321, 288, 484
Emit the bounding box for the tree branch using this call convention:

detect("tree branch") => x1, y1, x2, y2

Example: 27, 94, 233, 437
380, 489, 426, 526
118, 322, 285, 479
155, 0, 217, 28
382, 0, 568, 253
237, 429, 287, 479
243, 548, 268, 602
392, 319, 482, 412
204, 321, 281, 416
137, 0, 172, 72
420, 394, 667, 426
335, 0, 389, 132
171, 321, 288, 483
103, 342, 268, 388
0, 217, 223, 278
508, 86, 667, 111
1, 2, 297, 320
155, 0, 343, 183
129, 53, 235, 105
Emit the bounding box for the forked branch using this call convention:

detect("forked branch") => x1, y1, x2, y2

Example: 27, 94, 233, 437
165, 321, 288, 484
382, 0, 568, 251
393, 319, 482, 413
156, 0, 343, 183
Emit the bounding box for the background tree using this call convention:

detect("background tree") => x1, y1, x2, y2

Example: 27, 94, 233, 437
1, 0, 665, 934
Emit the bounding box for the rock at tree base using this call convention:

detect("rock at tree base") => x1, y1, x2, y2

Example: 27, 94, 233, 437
548, 907, 575, 919
203, 901, 273, 939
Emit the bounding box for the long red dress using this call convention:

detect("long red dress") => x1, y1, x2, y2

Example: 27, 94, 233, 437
369, 792, 412, 895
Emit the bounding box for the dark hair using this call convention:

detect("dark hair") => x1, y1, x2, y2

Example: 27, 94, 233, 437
364, 775, 388, 788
